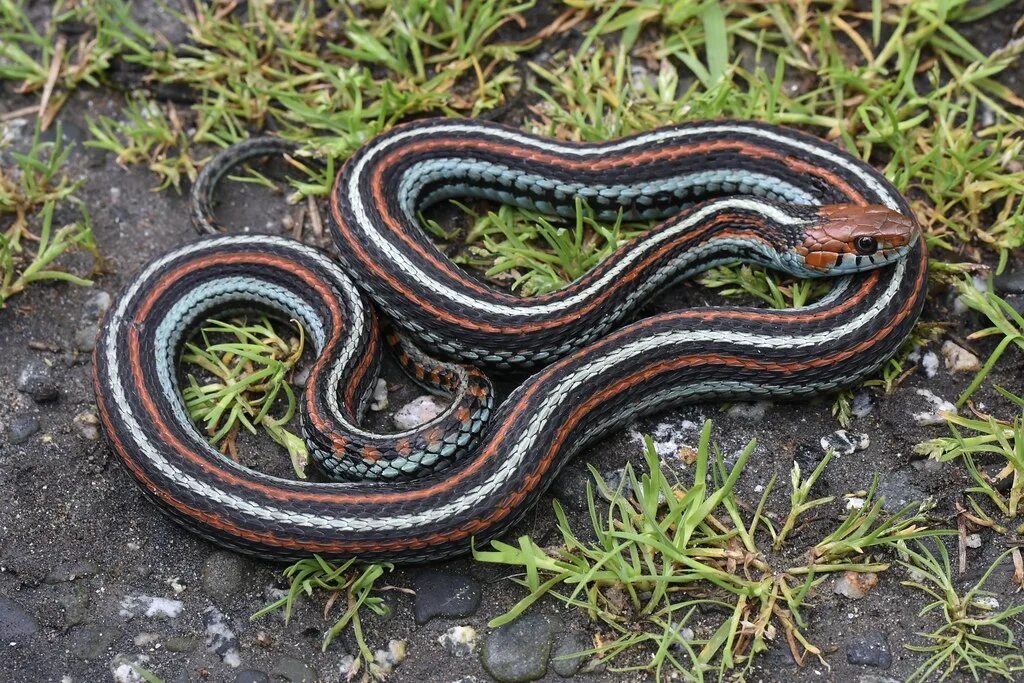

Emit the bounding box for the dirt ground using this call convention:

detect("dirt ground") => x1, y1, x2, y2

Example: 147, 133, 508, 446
2, 4, 1023, 683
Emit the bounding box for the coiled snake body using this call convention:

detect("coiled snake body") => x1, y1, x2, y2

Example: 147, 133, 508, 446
94, 119, 926, 562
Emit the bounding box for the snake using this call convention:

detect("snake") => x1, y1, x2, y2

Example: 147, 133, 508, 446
93, 119, 927, 562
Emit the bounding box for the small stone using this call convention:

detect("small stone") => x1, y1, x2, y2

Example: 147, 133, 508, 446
438, 625, 477, 657
834, 571, 879, 599
480, 614, 558, 683
271, 655, 316, 683
994, 268, 1024, 295
0, 595, 38, 643
165, 635, 198, 652
413, 570, 481, 624
393, 395, 447, 430
725, 401, 770, 420
74, 323, 100, 352
370, 378, 389, 412
846, 497, 866, 510
821, 430, 870, 455
851, 391, 875, 418
203, 606, 241, 667
119, 595, 184, 620
44, 559, 99, 583
202, 550, 253, 598
965, 533, 982, 549
69, 623, 118, 660
972, 596, 1000, 611
74, 411, 101, 441
551, 632, 591, 677
17, 361, 59, 403
847, 631, 892, 668
234, 672, 270, 683
941, 341, 981, 373
7, 414, 40, 445
84, 291, 113, 319
372, 639, 407, 677
912, 389, 956, 426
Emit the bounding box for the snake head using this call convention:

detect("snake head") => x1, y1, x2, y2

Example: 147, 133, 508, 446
796, 204, 919, 274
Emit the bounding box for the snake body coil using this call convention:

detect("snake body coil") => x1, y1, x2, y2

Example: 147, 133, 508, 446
94, 119, 927, 562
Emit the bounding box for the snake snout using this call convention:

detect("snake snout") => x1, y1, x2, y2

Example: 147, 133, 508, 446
798, 204, 919, 273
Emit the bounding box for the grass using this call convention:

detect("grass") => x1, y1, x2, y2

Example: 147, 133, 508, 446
899, 539, 1024, 682
180, 316, 309, 477
474, 420, 944, 679
0, 121, 98, 306
252, 556, 394, 678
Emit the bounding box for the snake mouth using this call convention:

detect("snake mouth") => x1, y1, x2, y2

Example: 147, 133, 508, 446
797, 204, 919, 273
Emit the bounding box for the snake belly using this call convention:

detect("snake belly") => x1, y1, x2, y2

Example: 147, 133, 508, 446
94, 119, 927, 562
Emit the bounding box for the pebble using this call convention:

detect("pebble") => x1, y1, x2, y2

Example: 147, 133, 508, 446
941, 341, 981, 373
69, 623, 118, 659
851, 391, 875, 418
994, 268, 1024, 295
119, 595, 184, 620
551, 632, 591, 677
202, 551, 253, 598
413, 570, 482, 624
271, 655, 316, 683
164, 635, 198, 652
372, 639, 407, 677
820, 430, 870, 455
847, 631, 892, 668
84, 290, 113, 319
203, 606, 241, 667
7, 414, 40, 445
17, 361, 59, 403
911, 389, 956, 426
480, 614, 559, 683
73, 411, 101, 441
972, 596, 1000, 611
438, 625, 477, 657
834, 571, 879, 599
725, 401, 770, 421
234, 672, 270, 683
0, 595, 38, 644
370, 378, 389, 411
393, 395, 448, 430
965, 533, 982, 549
44, 559, 99, 583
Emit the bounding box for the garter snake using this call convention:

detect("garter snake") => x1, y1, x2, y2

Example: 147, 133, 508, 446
94, 119, 926, 562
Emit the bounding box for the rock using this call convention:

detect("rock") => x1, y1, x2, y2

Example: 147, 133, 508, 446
551, 632, 591, 677
834, 571, 879, 599
393, 395, 447, 430
73, 411, 101, 441
725, 401, 770, 420
851, 391, 875, 418
165, 635, 198, 652
994, 268, 1024, 295
271, 655, 316, 683
203, 606, 241, 667
234, 672, 270, 683
911, 389, 956, 426
413, 570, 481, 624
84, 291, 113, 319
480, 614, 558, 683
972, 596, 1000, 611
119, 595, 184, 620
821, 430, 870, 455
847, 631, 892, 668
438, 625, 477, 657
69, 623, 118, 659
17, 361, 59, 403
7, 414, 40, 445
44, 559, 99, 583
0, 595, 38, 643
74, 323, 100, 352
370, 378, 389, 411
372, 639, 407, 677
202, 551, 253, 598
965, 533, 982, 548
941, 341, 981, 373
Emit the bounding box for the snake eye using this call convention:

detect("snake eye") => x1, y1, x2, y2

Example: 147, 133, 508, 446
854, 236, 878, 255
